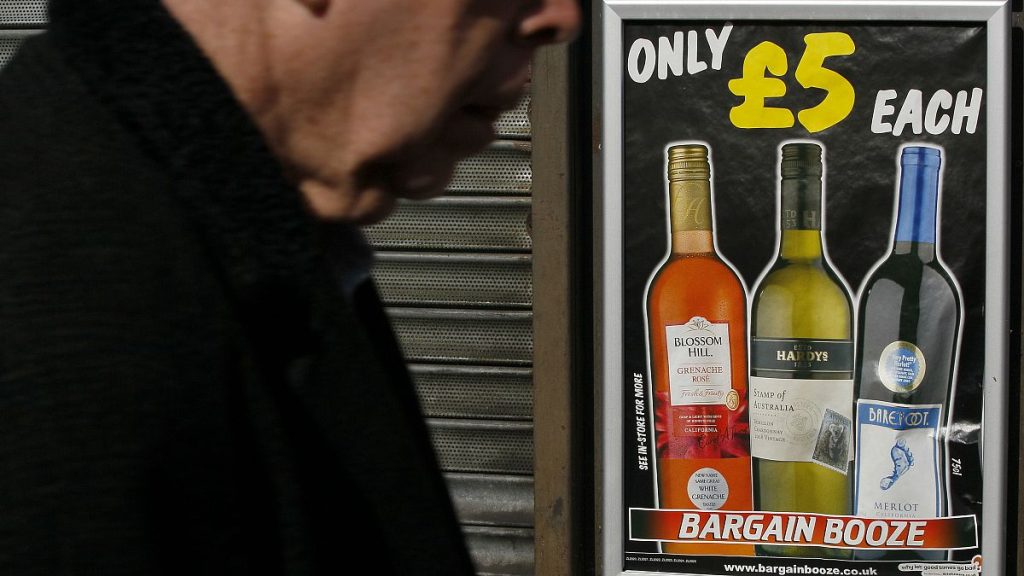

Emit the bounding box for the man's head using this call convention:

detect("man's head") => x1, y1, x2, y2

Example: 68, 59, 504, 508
163, 0, 580, 224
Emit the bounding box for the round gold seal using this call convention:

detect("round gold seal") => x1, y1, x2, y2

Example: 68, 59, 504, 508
877, 340, 927, 394
725, 389, 740, 411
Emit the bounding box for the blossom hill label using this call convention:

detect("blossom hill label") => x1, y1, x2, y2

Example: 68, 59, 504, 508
666, 317, 733, 406
646, 144, 752, 556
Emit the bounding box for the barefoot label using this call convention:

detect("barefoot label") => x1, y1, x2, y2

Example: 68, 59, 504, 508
854, 400, 943, 518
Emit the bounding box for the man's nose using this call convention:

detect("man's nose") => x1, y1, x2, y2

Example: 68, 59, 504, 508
518, 0, 583, 46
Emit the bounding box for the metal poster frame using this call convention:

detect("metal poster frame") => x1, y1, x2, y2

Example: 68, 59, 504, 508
597, 1, 1010, 574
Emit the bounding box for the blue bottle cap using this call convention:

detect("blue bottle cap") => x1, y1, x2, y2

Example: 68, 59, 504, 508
900, 146, 942, 168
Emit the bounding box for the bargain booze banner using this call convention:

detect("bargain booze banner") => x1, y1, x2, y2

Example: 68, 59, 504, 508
619, 19, 989, 576
629, 510, 977, 550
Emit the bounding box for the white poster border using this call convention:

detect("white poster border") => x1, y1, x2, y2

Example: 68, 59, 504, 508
598, 2, 1011, 575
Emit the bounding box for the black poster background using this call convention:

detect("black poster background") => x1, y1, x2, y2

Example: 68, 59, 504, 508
620, 22, 987, 573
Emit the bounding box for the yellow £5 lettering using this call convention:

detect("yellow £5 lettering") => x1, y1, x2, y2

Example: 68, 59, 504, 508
727, 41, 794, 129
795, 32, 856, 133
728, 33, 856, 132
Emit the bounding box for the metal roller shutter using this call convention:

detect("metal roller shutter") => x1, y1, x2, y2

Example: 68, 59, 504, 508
0, 1, 44, 72
365, 196, 533, 252
0, 1, 46, 27
367, 97, 538, 574
375, 253, 532, 309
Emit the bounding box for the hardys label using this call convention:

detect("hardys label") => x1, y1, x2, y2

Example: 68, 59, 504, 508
855, 399, 943, 519
666, 317, 733, 406
749, 376, 853, 469
752, 338, 853, 373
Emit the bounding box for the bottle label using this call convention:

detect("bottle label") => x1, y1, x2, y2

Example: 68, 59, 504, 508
686, 467, 730, 511
657, 457, 753, 515
670, 181, 712, 232
877, 341, 928, 394
854, 399, 943, 518
666, 317, 732, 406
751, 338, 853, 373
749, 376, 853, 472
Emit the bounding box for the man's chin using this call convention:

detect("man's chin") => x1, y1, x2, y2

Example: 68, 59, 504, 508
346, 188, 397, 225
338, 140, 474, 224
299, 179, 397, 224
346, 168, 450, 224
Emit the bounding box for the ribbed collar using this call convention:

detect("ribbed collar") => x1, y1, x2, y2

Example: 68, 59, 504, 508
48, 0, 323, 311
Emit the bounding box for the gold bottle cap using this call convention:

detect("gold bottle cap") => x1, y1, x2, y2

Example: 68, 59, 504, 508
667, 144, 710, 182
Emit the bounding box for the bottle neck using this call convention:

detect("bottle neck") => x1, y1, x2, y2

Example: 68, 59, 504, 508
669, 179, 714, 255
893, 241, 937, 262
780, 229, 824, 260
892, 161, 940, 262
778, 177, 824, 262
672, 230, 713, 254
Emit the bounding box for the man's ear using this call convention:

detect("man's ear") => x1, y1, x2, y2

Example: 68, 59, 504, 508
294, 0, 329, 16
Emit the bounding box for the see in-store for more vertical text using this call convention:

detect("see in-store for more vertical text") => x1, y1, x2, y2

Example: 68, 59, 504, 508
634, 372, 650, 471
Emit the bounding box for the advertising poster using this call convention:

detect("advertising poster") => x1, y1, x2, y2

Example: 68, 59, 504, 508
614, 16, 1004, 576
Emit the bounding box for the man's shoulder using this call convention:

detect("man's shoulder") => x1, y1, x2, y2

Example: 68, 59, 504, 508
0, 34, 218, 319
0, 33, 174, 215
0, 33, 189, 250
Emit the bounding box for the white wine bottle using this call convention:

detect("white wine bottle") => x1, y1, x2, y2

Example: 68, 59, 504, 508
749, 142, 853, 559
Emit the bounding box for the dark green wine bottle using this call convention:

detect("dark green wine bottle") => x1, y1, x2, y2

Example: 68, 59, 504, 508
853, 145, 962, 561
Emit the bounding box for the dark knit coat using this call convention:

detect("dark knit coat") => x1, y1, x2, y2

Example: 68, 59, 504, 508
0, 1, 474, 574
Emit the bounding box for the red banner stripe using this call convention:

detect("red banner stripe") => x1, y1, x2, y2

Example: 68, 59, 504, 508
628, 508, 977, 550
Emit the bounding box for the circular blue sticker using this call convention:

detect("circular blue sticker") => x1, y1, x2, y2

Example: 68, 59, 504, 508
877, 340, 927, 393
